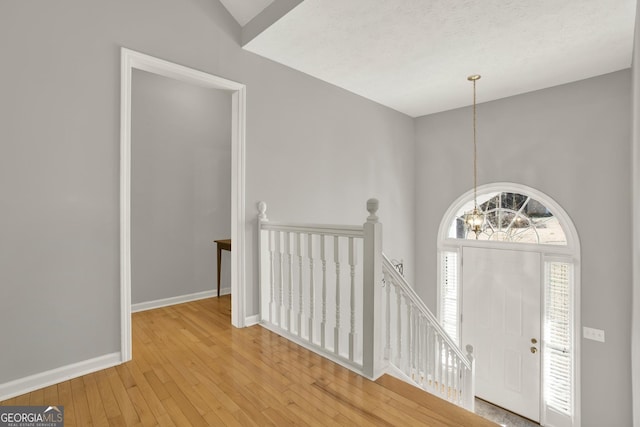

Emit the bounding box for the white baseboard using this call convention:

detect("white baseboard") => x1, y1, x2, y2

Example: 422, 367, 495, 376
131, 289, 219, 313
245, 314, 260, 326
0, 352, 121, 402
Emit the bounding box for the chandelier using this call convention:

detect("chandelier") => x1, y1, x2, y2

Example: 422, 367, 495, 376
463, 75, 484, 238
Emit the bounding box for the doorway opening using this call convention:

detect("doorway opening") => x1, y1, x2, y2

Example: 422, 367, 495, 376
120, 48, 247, 363
437, 183, 580, 427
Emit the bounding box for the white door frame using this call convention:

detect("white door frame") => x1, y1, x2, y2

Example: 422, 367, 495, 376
437, 182, 581, 427
119, 48, 247, 362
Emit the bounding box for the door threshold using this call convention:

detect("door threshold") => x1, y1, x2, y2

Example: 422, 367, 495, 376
474, 397, 539, 426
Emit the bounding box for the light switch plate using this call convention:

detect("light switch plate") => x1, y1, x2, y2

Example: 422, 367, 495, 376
583, 326, 605, 342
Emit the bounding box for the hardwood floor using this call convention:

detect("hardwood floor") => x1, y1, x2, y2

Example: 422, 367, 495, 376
1, 296, 497, 426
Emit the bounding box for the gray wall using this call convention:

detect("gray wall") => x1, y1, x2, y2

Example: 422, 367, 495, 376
632, 4, 640, 426
131, 70, 231, 304
415, 70, 632, 426
0, 0, 415, 384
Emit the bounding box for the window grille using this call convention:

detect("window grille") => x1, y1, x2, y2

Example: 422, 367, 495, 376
448, 192, 567, 246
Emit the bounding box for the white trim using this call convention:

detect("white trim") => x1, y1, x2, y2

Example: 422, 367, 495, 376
385, 363, 418, 388
441, 238, 575, 257
632, 6, 640, 425
131, 290, 217, 313
0, 352, 120, 402
244, 314, 261, 326
120, 47, 247, 363
230, 84, 247, 328
437, 182, 581, 427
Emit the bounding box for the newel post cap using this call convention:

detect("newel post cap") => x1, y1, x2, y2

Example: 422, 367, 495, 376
257, 201, 268, 221
465, 344, 474, 360
366, 198, 379, 222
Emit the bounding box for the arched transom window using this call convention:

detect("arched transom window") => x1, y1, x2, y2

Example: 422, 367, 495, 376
448, 191, 567, 245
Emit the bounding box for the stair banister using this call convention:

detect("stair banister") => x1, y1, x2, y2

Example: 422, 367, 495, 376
256, 198, 475, 411
382, 254, 470, 366
381, 253, 475, 409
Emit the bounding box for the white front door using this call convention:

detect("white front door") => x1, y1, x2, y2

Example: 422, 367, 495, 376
462, 247, 541, 421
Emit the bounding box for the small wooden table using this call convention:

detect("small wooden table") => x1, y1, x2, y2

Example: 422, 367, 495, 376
214, 239, 231, 297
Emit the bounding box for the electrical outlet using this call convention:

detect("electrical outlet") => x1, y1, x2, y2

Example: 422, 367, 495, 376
583, 327, 605, 343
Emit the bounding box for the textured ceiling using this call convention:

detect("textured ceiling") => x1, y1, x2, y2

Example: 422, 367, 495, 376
219, 0, 273, 26
243, 0, 637, 117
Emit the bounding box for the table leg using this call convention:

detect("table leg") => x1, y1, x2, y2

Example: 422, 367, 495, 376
217, 245, 222, 297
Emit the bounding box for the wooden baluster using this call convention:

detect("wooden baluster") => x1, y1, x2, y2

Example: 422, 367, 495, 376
444, 352, 452, 401
418, 315, 424, 387
459, 358, 464, 405
296, 232, 304, 337
407, 304, 413, 378
257, 201, 269, 323
447, 348, 453, 401
442, 345, 447, 398
460, 366, 465, 406
396, 286, 403, 368
320, 235, 327, 349
406, 296, 412, 376
424, 318, 429, 388
268, 229, 276, 324
458, 356, 463, 404
435, 333, 441, 394
412, 308, 418, 380
424, 322, 431, 389
441, 339, 446, 396
348, 237, 357, 362
454, 355, 460, 404
413, 307, 418, 379
415, 314, 421, 386
442, 341, 448, 397
334, 235, 341, 355
287, 232, 294, 331
308, 234, 315, 343
450, 354, 456, 403
424, 318, 430, 388
278, 231, 285, 327
458, 356, 464, 404
452, 351, 457, 402
384, 271, 391, 360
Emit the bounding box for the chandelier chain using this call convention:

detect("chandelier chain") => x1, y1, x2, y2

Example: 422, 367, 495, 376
473, 77, 478, 209
464, 74, 483, 239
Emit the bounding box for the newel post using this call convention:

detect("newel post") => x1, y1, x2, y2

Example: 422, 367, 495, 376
362, 198, 384, 379
257, 202, 269, 322
464, 344, 476, 411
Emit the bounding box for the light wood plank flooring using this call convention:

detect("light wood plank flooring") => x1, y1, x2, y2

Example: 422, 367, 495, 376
1, 296, 497, 426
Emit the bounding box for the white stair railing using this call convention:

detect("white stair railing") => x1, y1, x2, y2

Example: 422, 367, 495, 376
257, 201, 373, 373
257, 199, 474, 411
382, 254, 475, 410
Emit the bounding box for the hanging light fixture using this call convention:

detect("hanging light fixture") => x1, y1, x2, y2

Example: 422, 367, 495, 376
463, 74, 484, 238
